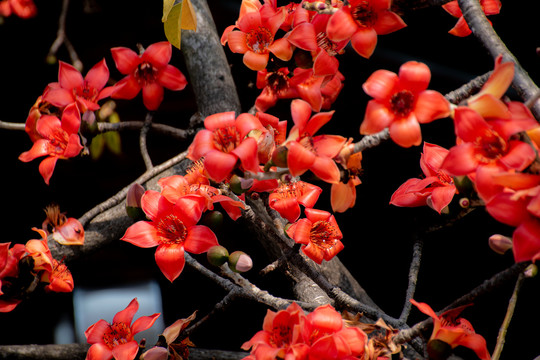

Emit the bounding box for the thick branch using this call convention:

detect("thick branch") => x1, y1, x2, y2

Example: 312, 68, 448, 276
457, 0, 540, 118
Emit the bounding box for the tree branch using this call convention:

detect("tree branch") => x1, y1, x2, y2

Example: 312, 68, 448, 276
457, 0, 540, 119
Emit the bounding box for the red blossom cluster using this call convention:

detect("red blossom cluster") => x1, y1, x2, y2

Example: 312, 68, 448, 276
19, 41, 188, 184
0, 0, 36, 19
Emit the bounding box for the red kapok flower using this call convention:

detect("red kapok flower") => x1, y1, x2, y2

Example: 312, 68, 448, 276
443, 0, 501, 37
241, 302, 310, 360
303, 304, 368, 360
224, 4, 293, 70
410, 299, 491, 360
391, 142, 457, 214
287, 208, 344, 264
19, 103, 84, 185
326, 0, 406, 58
111, 41, 188, 111
85, 298, 161, 360
121, 191, 218, 282
269, 180, 322, 223
0, 242, 25, 312
361, 61, 451, 148
43, 60, 116, 114
42, 204, 85, 245
0, 0, 37, 19
255, 67, 298, 112
188, 112, 264, 182
331, 150, 363, 213
284, 99, 346, 184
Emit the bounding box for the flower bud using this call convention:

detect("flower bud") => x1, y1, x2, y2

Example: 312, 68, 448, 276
207, 245, 229, 267
228, 251, 253, 273
229, 175, 253, 195
248, 128, 275, 164
488, 234, 513, 255
458, 197, 470, 208
126, 183, 146, 221
271, 146, 288, 168
427, 339, 452, 360
201, 210, 224, 231
524, 264, 538, 278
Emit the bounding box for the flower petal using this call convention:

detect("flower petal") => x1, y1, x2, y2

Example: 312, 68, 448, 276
204, 150, 238, 182
111, 47, 140, 74
415, 90, 450, 123
58, 61, 83, 92
350, 27, 377, 58
157, 64, 188, 91
360, 100, 394, 134
389, 114, 422, 148
142, 41, 172, 69
142, 82, 164, 110
111, 341, 139, 360
327, 8, 357, 42
121, 221, 160, 248
184, 225, 218, 253
85, 59, 110, 92
398, 61, 431, 93
155, 243, 185, 282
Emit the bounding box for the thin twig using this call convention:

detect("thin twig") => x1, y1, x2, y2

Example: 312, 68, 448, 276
0, 121, 25, 131
96, 121, 195, 139
48, 0, 82, 70
399, 235, 423, 322
140, 112, 154, 171
491, 271, 526, 360
78, 150, 188, 226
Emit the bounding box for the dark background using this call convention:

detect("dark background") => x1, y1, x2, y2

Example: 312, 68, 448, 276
1, 0, 539, 358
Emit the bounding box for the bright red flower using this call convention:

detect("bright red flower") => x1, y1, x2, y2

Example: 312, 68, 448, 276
241, 302, 310, 360
326, 0, 406, 58
331, 146, 363, 213
255, 67, 298, 112
24, 95, 62, 143
0, 0, 37, 19
391, 142, 456, 214
121, 191, 218, 282
188, 112, 264, 182
441, 107, 536, 179
410, 299, 491, 360
512, 217, 540, 263
0, 242, 26, 312
223, 3, 293, 70
158, 175, 246, 221
269, 180, 322, 223
85, 298, 160, 360
443, 0, 501, 37
41, 259, 74, 293
42, 204, 85, 246
284, 99, 345, 184
361, 61, 451, 148
303, 304, 368, 360
19, 103, 84, 185
43, 60, 116, 114
111, 41, 188, 110
290, 68, 345, 112
287, 208, 344, 264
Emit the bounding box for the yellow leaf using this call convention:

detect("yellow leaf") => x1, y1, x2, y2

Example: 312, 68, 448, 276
163, 0, 197, 50
181, 0, 196, 31
162, 0, 175, 22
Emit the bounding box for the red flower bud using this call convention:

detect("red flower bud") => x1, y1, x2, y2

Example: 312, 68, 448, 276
228, 251, 252, 273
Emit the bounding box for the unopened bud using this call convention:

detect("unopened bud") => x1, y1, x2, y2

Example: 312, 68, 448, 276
126, 183, 146, 220
489, 234, 513, 255
524, 264, 538, 278
228, 251, 253, 273
459, 197, 470, 208
229, 174, 253, 195
427, 339, 452, 360
201, 210, 224, 231
271, 146, 288, 168
207, 245, 229, 267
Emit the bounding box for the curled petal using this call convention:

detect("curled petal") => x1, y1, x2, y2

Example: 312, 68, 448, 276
227, 31, 249, 54
39, 156, 59, 185
232, 137, 259, 173
243, 51, 269, 71
204, 150, 238, 182
350, 27, 377, 59
287, 141, 316, 177
373, 10, 407, 35
311, 156, 341, 184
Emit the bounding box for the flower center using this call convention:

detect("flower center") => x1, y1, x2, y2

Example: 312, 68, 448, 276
156, 214, 188, 245
103, 322, 132, 349
246, 27, 273, 54
213, 127, 241, 153
47, 129, 70, 155
271, 324, 293, 348
310, 220, 338, 249
266, 71, 290, 94
351, 1, 378, 28
436, 171, 454, 186
298, 134, 315, 153
316, 32, 339, 56
390, 90, 415, 117
134, 62, 157, 86
75, 81, 99, 102
476, 131, 507, 163
274, 181, 308, 200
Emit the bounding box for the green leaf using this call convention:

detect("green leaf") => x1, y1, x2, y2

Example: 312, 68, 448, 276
89, 134, 105, 160
163, 0, 197, 50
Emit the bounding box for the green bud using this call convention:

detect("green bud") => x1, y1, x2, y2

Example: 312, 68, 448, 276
228, 251, 253, 273
271, 146, 288, 168
207, 245, 229, 267
201, 210, 224, 231
229, 174, 253, 195
427, 339, 452, 360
